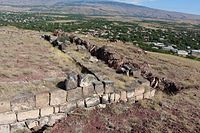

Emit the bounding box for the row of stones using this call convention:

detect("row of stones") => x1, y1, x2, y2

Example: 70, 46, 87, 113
0, 86, 156, 133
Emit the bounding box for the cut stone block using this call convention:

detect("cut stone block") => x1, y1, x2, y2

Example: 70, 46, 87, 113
120, 90, 127, 102
126, 90, 135, 100
25, 120, 39, 129
135, 94, 144, 101
50, 89, 67, 106
114, 93, 121, 103
59, 102, 77, 113
101, 94, 109, 104
0, 124, 10, 133
77, 99, 85, 108
40, 106, 54, 117
67, 87, 83, 102
103, 80, 115, 94
138, 78, 150, 87
48, 113, 66, 126
144, 91, 151, 99
35, 91, 49, 108
93, 81, 104, 96
0, 112, 16, 125
150, 89, 156, 98
135, 86, 145, 96
65, 72, 78, 90
109, 93, 115, 103
17, 109, 39, 121
0, 99, 11, 113
82, 85, 95, 98
11, 92, 35, 112
85, 96, 100, 108
54, 106, 60, 113
132, 70, 141, 78
39, 117, 49, 127
10, 122, 27, 133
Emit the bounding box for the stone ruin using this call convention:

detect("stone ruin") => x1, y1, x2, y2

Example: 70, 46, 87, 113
41, 32, 182, 94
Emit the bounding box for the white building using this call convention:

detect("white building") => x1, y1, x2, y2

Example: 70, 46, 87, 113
191, 50, 200, 58
177, 50, 189, 57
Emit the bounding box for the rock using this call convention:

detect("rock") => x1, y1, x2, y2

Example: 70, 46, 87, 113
0, 125, 10, 133
65, 72, 78, 90
79, 74, 98, 87
85, 97, 100, 108
89, 56, 98, 63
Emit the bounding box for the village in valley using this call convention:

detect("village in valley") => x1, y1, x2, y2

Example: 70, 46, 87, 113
0, 12, 200, 60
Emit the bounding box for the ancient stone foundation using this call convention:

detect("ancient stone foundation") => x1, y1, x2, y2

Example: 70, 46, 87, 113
0, 78, 155, 133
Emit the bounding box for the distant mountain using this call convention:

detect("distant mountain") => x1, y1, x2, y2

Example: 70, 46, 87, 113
0, 0, 200, 21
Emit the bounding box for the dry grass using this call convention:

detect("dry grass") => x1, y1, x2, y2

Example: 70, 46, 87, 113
0, 27, 80, 98
80, 34, 200, 87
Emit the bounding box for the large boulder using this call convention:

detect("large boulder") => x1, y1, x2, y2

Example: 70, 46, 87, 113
79, 74, 98, 87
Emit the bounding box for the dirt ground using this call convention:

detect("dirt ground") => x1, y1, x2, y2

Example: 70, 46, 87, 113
44, 88, 200, 133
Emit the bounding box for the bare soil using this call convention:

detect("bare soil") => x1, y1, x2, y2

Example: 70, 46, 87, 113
46, 88, 200, 133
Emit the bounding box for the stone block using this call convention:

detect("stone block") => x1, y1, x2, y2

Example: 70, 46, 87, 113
93, 81, 104, 96
0, 99, 11, 113
134, 86, 145, 96
144, 91, 151, 99
135, 94, 144, 101
82, 85, 95, 98
59, 102, 77, 113
39, 117, 49, 127
35, 91, 49, 108
25, 120, 39, 129
114, 93, 121, 103
120, 90, 127, 102
150, 89, 156, 98
54, 106, 60, 113
11, 92, 35, 112
103, 80, 115, 94
0, 112, 16, 125
126, 90, 135, 100
50, 89, 67, 106
17, 109, 39, 121
132, 70, 141, 78
0, 124, 10, 133
65, 72, 78, 90
109, 93, 115, 103
10, 122, 27, 133
40, 106, 54, 117
85, 96, 100, 108
48, 113, 66, 126
77, 99, 85, 108
138, 78, 150, 87
101, 94, 109, 104
67, 87, 83, 102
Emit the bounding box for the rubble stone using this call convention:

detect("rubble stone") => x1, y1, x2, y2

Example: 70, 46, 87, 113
103, 80, 115, 94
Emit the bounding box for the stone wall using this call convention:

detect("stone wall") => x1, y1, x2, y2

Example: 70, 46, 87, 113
0, 78, 155, 133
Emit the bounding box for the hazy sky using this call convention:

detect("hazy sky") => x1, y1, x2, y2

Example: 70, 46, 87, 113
115, 0, 200, 15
